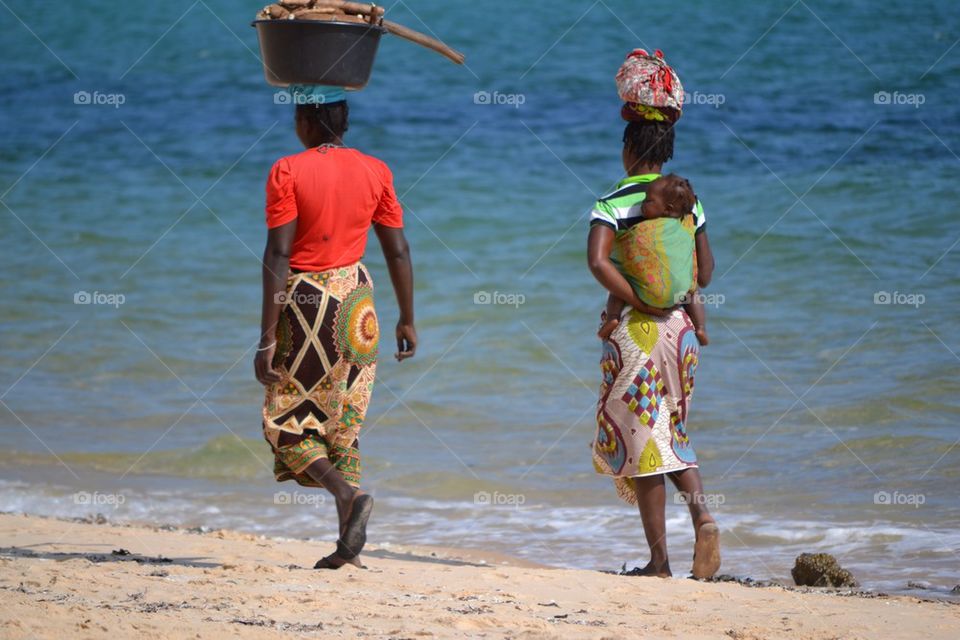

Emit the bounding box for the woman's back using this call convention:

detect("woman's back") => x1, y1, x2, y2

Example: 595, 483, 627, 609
265, 147, 403, 272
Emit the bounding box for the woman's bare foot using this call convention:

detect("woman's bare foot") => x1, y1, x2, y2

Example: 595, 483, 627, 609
314, 552, 364, 570
691, 522, 721, 579
623, 559, 672, 578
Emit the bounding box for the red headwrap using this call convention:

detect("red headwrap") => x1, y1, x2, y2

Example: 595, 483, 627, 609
616, 49, 685, 124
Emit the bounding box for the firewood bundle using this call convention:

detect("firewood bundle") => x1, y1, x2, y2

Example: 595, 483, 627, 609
256, 0, 465, 64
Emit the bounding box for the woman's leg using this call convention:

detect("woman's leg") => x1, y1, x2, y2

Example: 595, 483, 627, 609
667, 467, 715, 531
668, 467, 721, 578
631, 475, 671, 577
302, 457, 366, 568
301, 457, 357, 528
276, 433, 359, 561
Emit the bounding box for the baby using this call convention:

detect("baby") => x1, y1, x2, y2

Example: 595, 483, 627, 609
598, 174, 709, 344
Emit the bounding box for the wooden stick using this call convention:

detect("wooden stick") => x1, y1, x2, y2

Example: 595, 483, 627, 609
311, 1, 384, 17
297, 0, 466, 65
380, 19, 465, 65
295, 11, 368, 24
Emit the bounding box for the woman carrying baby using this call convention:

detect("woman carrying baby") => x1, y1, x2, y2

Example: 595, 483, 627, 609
587, 50, 720, 579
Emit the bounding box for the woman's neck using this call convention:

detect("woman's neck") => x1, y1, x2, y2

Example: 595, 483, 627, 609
304, 137, 344, 149
628, 163, 662, 176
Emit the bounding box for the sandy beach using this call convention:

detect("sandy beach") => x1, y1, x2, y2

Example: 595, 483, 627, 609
0, 513, 956, 639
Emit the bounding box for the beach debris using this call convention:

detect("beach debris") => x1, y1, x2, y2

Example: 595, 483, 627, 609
446, 604, 493, 615
111, 548, 131, 556
73, 513, 108, 525
137, 555, 173, 564
706, 574, 788, 588
791, 553, 859, 588
255, 0, 465, 64
187, 525, 214, 534
537, 600, 560, 607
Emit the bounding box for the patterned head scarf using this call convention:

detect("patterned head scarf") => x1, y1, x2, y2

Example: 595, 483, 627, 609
616, 49, 685, 124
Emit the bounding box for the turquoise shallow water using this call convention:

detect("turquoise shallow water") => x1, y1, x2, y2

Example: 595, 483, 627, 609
1, 0, 959, 596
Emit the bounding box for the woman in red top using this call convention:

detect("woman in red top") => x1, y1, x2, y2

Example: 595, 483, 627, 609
254, 87, 417, 570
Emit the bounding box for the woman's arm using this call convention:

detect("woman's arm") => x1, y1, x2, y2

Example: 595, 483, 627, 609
587, 225, 674, 317
695, 230, 715, 288
254, 221, 297, 385
374, 224, 417, 361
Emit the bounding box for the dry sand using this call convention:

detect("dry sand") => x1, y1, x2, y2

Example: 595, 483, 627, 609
0, 513, 957, 639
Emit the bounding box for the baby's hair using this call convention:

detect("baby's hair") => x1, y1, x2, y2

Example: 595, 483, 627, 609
657, 174, 696, 217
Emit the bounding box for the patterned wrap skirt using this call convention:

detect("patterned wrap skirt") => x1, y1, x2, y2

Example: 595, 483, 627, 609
262, 262, 379, 488
592, 307, 701, 504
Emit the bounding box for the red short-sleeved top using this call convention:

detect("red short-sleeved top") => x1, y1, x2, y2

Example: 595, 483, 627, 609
265, 146, 404, 272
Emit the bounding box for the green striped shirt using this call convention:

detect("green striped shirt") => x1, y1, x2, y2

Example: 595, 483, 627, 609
589, 173, 706, 233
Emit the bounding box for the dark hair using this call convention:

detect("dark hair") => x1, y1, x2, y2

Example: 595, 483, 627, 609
657, 173, 696, 217
295, 101, 349, 145
622, 121, 675, 167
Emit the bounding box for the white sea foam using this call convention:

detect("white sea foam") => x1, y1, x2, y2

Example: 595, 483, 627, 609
1, 479, 957, 598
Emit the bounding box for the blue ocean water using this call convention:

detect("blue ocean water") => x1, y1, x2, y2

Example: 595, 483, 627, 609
1, 0, 959, 596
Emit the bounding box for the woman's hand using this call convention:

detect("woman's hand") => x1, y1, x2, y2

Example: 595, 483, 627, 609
375, 225, 417, 362
395, 322, 417, 361
254, 341, 283, 386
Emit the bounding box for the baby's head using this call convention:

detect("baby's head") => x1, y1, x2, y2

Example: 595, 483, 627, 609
641, 174, 696, 219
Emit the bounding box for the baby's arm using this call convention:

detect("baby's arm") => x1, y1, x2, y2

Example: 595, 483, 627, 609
684, 295, 709, 346
598, 294, 626, 340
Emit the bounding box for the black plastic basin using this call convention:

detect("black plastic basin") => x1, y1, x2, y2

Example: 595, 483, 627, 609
253, 19, 384, 89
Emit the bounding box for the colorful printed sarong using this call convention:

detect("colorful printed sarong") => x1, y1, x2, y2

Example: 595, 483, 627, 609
592, 307, 700, 504
615, 215, 697, 309
263, 261, 379, 488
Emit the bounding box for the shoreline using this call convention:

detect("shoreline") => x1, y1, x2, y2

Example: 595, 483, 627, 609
2, 465, 958, 600
1, 513, 958, 639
